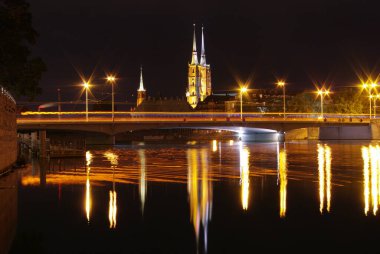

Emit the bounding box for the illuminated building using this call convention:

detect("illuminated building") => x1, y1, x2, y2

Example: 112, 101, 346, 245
137, 66, 146, 107
186, 24, 212, 108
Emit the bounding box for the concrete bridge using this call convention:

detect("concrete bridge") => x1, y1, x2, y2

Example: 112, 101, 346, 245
16, 112, 376, 142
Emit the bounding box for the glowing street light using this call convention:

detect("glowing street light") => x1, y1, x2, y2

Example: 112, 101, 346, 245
362, 83, 377, 119
106, 75, 117, 122
83, 82, 90, 121
317, 88, 330, 119
277, 80, 286, 119
240, 86, 248, 120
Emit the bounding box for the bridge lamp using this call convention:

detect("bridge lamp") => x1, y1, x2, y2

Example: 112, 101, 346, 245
370, 83, 378, 119
276, 80, 286, 119
362, 83, 377, 119
317, 88, 329, 119
373, 94, 380, 119
83, 82, 91, 122
106, 75, 117, 122
240, 86, 248, 120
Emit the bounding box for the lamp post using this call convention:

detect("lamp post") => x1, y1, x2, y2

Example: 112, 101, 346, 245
57, 88, 61, 119
106, 75, 116, 122
370, 83, 377, 119
83, 82, 90, 121
317, 88, 330, 119
363, 83, 377, 119
374, 94, 380, 119
240, 86, 248, 120
277, 81, 286, 119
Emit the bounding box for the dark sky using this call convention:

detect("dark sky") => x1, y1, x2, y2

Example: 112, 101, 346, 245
30, 0, 380, 102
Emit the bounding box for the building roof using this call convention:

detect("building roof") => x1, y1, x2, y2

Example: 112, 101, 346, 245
135, 97, 193, 112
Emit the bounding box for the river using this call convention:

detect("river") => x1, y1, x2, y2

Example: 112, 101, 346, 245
3, 140, 380, 253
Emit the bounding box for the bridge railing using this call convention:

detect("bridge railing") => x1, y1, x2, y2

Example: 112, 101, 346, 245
16, 110, 370, 122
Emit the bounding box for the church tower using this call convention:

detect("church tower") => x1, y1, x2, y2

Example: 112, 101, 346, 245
137, 66, 146, 107
186, 24, 212, 108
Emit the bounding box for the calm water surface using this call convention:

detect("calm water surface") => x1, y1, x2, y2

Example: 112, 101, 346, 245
4, 140, 380, 253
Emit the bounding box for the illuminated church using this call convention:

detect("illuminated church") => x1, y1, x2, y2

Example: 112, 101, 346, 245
136, 66, 146, 107
186, 25, 212, 108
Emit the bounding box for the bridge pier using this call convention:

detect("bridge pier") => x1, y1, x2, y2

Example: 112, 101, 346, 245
31, 132, 38, 155
39, 158, 47, 186
39, 130, 47, 158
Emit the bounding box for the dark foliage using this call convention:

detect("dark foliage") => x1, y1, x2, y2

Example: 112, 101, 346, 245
0, 0, 45, 100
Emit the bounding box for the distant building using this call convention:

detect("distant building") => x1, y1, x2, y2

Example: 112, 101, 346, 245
186, 24, 212, 108
195, 94, 235, 112
136, 67, 146, 107
195, 89, 295, 112
135, 97, 193, 112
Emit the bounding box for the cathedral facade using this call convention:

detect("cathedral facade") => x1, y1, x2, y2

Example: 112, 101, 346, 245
186, 25, 212, 108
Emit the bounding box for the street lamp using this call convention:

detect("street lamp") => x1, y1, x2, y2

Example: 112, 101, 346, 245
317, 88, 330, 119
277, 80, 286, 119
106, 75, 117, 122
362, 83, 377, 119
240, 86, 248, 120
83, 82, 90, 121
370, 83, 377, 119
373, 94, 380, 119
57, 88, 61, 119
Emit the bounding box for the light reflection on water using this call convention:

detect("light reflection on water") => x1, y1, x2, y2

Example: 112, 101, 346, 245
361, 145, 380, 216
85, 151, 92, 223
317, 144, 332, 214
104, 151, 118, 228
13, 141, 380, 253
239, 142, 250, 211
139, 149, 147, 214
187, 148, 212, 253
278, 143, 287, 218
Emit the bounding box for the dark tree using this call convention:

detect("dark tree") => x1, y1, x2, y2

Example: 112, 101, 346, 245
0, 0, 45, 100
330, 88, 366, 114
287, 91, 319, 113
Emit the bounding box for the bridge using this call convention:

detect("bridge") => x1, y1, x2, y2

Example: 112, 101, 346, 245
17, 111, 372, 143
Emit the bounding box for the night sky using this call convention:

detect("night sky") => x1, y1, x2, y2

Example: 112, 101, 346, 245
29, 0, 380, 102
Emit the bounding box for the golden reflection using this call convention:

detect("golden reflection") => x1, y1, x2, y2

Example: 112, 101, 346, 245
85, 151, 92, 223
212, 140, 217, 152
108, 190, 117, 228
104, 151, 118, 228
104, 151, 118, 166
325, 145, 332, 212
229, 140, 234, 146
361, 145, 380, 215
370, 146, 378, 215
362, 147, 370, 215
139, 149, 147, 213
187, 148, 212, 253
317, 144, 332, 214
239, 142, 250, 211
278, 144, 287, 218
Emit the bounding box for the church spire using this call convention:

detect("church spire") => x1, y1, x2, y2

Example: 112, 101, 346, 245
138, 66, 145, 91
191, 24, 198, 65
200, 26, 206, 66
